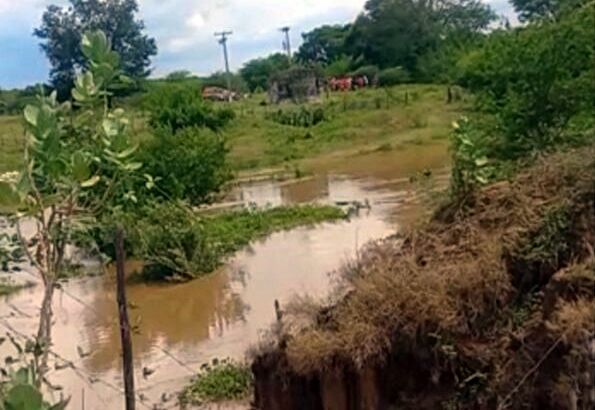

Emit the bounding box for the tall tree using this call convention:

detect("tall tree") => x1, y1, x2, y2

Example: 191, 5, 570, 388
240, 53, 291, 92
35, 0, 157, 99
295, 24, 351, 65
346, 0, 494, 72
510, 0, 587, 22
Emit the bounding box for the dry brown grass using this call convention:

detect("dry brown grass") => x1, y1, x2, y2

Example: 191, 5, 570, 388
253, 145, 595, 408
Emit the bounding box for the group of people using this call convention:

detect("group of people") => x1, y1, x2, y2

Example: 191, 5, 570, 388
328, 75, 370, 92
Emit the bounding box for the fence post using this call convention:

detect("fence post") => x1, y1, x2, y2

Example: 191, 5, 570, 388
115, 226, 136, 410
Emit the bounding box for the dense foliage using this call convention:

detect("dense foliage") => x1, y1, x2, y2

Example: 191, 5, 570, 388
295, 24, 352, 65
145, 85, 235, 133
240, 53, 291, 92
34, 0, 156, 100
141, 127, 231, 205
456, 5, 594, 159
266, 106, 327, 128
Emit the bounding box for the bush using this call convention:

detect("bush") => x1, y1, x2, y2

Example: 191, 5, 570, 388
144, 84, 235, 133
350, 65, 379, 81
111, 203, 345, 281
266, 106, 327, 128
141, 126, 231, 205
377, 67, 411, 86
449, 117, 493, 200
180, 359, 252, 406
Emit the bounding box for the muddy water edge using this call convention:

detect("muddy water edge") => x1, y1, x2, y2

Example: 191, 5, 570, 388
0, 142, 449, 409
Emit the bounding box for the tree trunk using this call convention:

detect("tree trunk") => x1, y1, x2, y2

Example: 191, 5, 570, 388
115, 227, 136, 410
36, 282, 55, 384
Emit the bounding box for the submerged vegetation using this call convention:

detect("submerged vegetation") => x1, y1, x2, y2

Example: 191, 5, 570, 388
95, 203, 346, 281
180, 359, 252, 407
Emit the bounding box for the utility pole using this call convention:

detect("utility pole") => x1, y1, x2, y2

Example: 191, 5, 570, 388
280, 26, 291, 58
214, 31, 233, 96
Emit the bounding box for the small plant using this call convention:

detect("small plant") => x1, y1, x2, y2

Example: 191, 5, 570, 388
179, 359, 252, 407
449, 117, 493, 200
266, 106, 327, 128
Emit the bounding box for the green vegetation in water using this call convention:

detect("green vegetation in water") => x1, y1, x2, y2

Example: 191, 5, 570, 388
0, 280, 34, 297
179, 359, 252, 407
101, 203, 346, 281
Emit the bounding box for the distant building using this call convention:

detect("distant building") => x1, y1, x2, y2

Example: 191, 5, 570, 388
268, 67, 322, 104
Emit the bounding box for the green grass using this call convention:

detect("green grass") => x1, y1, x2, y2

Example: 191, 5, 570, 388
179, 359, 252, 407
0, 84, 465, 212
0, 280, 34, 297
127, 203, 347, 281
224, 84, 467, 171
0, 116, 24, 174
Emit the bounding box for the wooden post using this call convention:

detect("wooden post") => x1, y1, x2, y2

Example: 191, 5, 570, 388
115, 227, 136, 410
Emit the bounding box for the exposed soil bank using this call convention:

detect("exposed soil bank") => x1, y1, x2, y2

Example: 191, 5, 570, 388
251, 146, 595, 410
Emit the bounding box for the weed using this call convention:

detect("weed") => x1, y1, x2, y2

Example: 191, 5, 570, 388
179, 359, 252, 407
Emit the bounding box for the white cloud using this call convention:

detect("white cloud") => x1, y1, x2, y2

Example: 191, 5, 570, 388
0, 0, 516, 85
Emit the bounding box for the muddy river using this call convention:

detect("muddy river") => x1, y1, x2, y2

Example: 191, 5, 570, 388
0, 144, 448, 409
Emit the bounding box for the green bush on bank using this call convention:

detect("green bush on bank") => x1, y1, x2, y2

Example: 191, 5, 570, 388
96, 203, 346, 281
141, 126, 232, 205
144, 84, 235, 133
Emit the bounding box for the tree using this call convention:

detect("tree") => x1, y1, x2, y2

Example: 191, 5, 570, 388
240, 53, 291, 92
295, 25, 351, 65
346, 0, 494, 73
510, 0, 587, 22
5, 31, 144, 383
34, 0, 157, 100
457, 6, 594, 157
166, 70, 193, 81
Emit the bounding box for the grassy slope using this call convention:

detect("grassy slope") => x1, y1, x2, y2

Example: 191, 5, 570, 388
0, 84, 464, 212
225, 84, 465, 171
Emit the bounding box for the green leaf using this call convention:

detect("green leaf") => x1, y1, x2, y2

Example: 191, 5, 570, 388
24, 106, 39, 127
474, 157, 489, 167
80, 175, 101, 188
124, 162, 143, 172
115, 145, 138, 159
4, 384, 43, 410
71, 152, 91, 182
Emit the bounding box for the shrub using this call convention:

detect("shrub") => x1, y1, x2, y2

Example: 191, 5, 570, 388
456, 8, 595, 158
449, 117, 493, 200
266, 106, 327, 128
350, 65, 379, 81
113, 203, 345, 281
377, 67, 411, 86
144, 84, 235, 133
180, 359, 252, 407
141, 126, 231, 205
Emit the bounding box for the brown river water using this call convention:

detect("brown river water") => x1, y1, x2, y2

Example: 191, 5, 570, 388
0, 143, 449, 409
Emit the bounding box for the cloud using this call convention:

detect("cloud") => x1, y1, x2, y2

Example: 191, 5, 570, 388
0, 0, 514, 87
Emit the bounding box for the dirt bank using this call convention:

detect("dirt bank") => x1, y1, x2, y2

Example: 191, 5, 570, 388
251, 146, 595, 410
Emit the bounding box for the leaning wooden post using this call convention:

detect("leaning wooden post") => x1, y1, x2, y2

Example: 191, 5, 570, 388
115, 226, 136, 410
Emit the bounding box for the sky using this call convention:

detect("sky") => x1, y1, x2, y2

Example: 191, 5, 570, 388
0, 0, 515, 89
